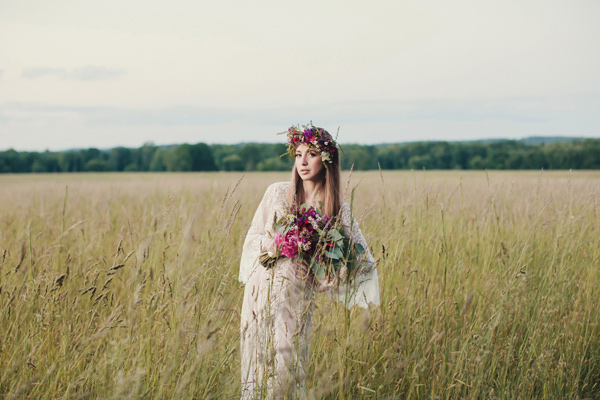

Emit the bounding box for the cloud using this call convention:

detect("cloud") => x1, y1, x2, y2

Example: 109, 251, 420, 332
21, 66, 125, 81
68, 66, 125, 81
21, 68, 65, 79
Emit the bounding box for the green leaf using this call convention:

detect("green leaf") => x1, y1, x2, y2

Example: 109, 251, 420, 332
313, 264, 326, 279
329, 230, 344, 242
333, 247, 343, 258
346, 259, 357, 272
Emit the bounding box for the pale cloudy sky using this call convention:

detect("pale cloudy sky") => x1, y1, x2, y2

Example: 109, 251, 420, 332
1, 0, 599, 151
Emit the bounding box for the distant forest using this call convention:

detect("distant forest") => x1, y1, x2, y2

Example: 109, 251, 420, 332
1, 138, 599, 173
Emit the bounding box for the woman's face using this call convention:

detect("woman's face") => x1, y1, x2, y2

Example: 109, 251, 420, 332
295, 143, 324, 182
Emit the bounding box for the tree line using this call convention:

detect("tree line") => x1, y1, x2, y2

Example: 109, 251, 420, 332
1, 139, 599, 173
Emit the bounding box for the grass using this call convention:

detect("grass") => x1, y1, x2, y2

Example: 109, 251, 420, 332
0, 170, 599, 399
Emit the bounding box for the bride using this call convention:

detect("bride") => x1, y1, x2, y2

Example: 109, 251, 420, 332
239, 124, 380, 399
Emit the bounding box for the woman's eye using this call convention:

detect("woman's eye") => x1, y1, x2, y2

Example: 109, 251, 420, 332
295, 154, 301, 158
309, 153, 317, 157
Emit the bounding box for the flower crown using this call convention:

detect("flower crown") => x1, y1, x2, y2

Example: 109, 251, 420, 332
284, 124, 337, 165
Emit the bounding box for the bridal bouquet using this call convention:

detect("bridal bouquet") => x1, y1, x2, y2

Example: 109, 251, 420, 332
259, 203, 365, 282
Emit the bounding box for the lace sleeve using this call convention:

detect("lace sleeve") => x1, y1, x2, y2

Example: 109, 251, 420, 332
327, 203, 381, 308
238, 182, 288, 283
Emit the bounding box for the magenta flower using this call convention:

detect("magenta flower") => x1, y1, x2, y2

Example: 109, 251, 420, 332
281, 230, 299, 258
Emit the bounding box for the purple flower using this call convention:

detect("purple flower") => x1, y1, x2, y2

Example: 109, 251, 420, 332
303, 129, 316, 143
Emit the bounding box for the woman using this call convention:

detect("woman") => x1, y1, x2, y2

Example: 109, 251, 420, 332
239, 124, 380, 399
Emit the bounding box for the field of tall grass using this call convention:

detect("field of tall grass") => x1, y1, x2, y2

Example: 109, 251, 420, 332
1, 170, 599, 399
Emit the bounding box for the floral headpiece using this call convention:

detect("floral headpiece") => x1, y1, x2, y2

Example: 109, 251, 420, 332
283, 124, 337, 165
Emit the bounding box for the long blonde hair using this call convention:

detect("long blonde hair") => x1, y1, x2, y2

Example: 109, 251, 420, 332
288, 129, 342, 218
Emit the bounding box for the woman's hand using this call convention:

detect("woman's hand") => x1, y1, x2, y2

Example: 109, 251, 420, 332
261, 236, 278, 255
294, 261, 331, 292
294, 261, 311, 282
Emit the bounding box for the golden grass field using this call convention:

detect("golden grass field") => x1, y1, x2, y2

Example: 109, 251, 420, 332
1, 170, 599, 399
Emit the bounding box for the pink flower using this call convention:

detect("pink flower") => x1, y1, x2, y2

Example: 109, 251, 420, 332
274, 232, 283, 246
280, 230, 299, 258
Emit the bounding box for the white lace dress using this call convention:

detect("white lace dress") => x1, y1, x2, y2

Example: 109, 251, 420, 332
239, 182, 380, 399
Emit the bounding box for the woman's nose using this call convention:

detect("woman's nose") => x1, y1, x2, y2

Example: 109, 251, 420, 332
301, 155, 308, 165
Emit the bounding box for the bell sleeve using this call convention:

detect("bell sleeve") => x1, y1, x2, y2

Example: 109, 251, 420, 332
328, 203, 380, 308
238, 183, 281, 284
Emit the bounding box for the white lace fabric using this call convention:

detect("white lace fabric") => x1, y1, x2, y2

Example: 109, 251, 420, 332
239, 182, 380, 398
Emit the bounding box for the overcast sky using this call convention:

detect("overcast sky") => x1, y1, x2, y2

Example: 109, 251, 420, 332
1, 0, 599, 151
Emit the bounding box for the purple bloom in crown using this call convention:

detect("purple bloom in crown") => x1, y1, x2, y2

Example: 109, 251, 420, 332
303, 129, 316, 143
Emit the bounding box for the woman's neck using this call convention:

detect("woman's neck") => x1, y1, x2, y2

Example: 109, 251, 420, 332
302, 180, 324, 205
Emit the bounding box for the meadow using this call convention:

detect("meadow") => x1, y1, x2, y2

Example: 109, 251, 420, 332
0, 170, 599, 399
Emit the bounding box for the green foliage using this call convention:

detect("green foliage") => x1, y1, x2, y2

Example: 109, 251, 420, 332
256, 157, 289, 171
150, 148, 167, 171
189, 143, 218, 171
84, 159, 109, 172
1, 139, 599, 173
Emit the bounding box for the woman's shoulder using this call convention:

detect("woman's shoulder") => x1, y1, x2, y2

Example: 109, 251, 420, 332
338, 202, 355, 223
265, 181, 290, 194
263, 181, 291, 201
340, 202, 351, 213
